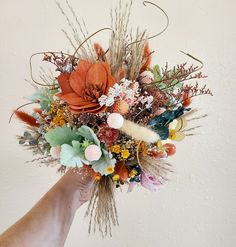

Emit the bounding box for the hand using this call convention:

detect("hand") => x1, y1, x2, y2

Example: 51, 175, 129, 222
57, 166, 95, 208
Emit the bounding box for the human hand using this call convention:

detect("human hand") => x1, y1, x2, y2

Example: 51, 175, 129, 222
57, 166, 95, 209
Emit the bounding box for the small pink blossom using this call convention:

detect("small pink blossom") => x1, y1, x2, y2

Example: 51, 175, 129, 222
84, 144, 102, 161
141, 171, 162, 192
50, 146, 61, 159
140, 71, 154, 84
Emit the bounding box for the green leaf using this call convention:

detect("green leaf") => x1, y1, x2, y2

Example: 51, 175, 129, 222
30, 88, 58, 111
91, 149, 116, 175
152, 126, 169, 140
60, 144, 84, 168
157, 82, 167, 89
77, 126, 100, 146
152, 64, 162, 82
72, 140, 89, 162
45, 126, 80, 147
169, 79, 183, 88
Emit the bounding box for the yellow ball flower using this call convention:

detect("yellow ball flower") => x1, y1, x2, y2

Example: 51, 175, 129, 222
169, 129, 177, 140
111, 145, 121, 154
94, 174, 102, 181
121, 149, 130, 159
106, 166, 115, 174
112, 174, 120, 181
139, 142, 148, 156
129, 169, 138, 178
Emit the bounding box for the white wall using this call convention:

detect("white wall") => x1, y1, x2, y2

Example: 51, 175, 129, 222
0, 0, 235, 246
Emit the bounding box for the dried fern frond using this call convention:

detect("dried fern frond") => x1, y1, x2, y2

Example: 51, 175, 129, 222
85, 176, 119, 237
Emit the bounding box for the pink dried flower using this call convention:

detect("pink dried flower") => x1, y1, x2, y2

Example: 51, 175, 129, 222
140, 71, 154, 84
141, 171, 162, 192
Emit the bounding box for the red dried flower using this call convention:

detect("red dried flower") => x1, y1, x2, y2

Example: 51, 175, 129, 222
98, 125, 120, 146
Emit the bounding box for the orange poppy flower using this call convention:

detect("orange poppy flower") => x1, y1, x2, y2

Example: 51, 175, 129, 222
57, 60, 116, 114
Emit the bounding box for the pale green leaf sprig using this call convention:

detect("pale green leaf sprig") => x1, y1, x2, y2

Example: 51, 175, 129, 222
60, 141, 90, 167
44, 125, 116, 175
29, 88, 58, 111
153, 64, 162, 82
91, 148, 116, 176
152, 65, 183, 91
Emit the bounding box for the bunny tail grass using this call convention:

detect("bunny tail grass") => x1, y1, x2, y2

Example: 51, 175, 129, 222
121, 119, 159, 143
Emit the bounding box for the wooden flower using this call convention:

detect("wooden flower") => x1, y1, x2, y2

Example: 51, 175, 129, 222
57, 60, 116, 114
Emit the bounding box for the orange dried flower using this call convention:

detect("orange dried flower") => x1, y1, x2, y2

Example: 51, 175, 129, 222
115, 162, 129, 181
112, 99, 129, 115
140, 42, 152, 73
57, 60, 116, 114
94, 43, 106, 61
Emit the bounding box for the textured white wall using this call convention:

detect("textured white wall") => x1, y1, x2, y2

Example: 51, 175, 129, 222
0, 0, 235, 246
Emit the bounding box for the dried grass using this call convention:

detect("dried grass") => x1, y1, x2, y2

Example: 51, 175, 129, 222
56, 1, 95, 61
85, 176, 119, 237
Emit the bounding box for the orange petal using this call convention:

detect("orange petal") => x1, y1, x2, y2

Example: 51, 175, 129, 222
94, 43, 106, 61
115, 162, 129, 181
69, 102, 99, 110
57, 73, 73, 94
70, 60, 92, 96
85, 63, 107, 92
140, 42, 152, 73
69, 105, 106, 114
58, 92, 84, 105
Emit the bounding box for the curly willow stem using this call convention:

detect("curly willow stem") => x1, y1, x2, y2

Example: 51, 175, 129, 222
136, 141, 142, 167
180, 50, 204, 71
126, 1, 169, 48
9, 102, 37, 124
30, 51, 73, 87
72, 28, 115, 58
159, 51, 205, 92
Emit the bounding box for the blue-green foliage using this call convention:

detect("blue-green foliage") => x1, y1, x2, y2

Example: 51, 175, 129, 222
30, 88, 58, 111
45, 125, 115, 173
45, 126, 81, 147
148, 107, 190, 140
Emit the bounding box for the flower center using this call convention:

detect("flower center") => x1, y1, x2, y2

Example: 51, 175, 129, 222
84, 84, 104, 102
